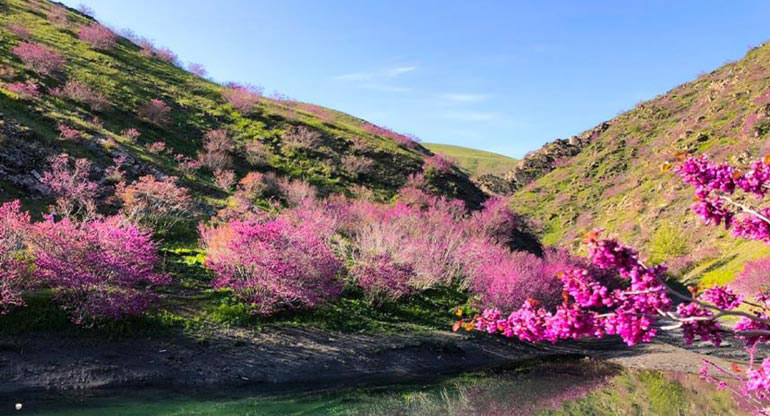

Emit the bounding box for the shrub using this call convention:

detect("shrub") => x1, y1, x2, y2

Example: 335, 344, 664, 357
425, 153, 454, 173
174, 153, 202, 175
351, 254, 415, 303
78, 24, 116, 50
187, 62, 207, 77
46, 6, 69, 25
347, 197, 467, 297
77, 3, 95, 17
731, 258, 770, 300
57, 124, 81, 141
199, 218, 342, 315
462, 242, 575, 310
282, 126, 322, 151
117, 175, 194, 234
278, 178, 317, 207
146, 141, 166, 154
7, 24, 30, 39
0, 201, 32, 313
31, 216, 168, 324
465, 196, 529, 247
59, 80, 110, 111
138, 99, 171, 126
198, 129, 234, 171
222, 83, 262, 113
121, 128, 141, 141
154, 47, 178, 64
342, 155, 374, 179
214, 169, 235, 191
40, 154, 99, 220
12, 42, 66, 76
243, 140, 270, 167
5, 80, 40, 99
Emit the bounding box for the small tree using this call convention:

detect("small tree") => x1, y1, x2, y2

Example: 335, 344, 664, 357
40, 154, 99, 220
12, 42, 66, 76
78, 24, 117, 50
59, 80, 110, 111
214, 169, 235, 191
117, 175, 194, 234
5, 80, 40, 99
222, 83, 262, 113
187, 62, 207, 77
0, 201, 32, 313
138, 99, 171, 126
200, 217, 342, 315
198, 129, 234, 171
282, 126, 322, 152
31, 215, 168, 325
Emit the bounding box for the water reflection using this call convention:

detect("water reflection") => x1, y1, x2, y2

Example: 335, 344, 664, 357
6, 359, 747, 416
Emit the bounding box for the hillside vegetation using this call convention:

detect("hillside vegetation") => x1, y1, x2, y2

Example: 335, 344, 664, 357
509, 41, 770, 285
422, 143, 518, 177
0, 0, 569, 338
0, 0, 484, 214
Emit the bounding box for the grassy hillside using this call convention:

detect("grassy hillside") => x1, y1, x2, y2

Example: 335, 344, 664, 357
0, 0, 484, 215
0, 0, 493, 335
423, 143, 519, 177
509, 41, 770, 285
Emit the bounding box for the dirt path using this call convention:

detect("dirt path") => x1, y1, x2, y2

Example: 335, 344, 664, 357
0, 326, 753, 397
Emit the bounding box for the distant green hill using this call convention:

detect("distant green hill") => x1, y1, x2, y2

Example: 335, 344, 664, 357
422, 143, 518, 177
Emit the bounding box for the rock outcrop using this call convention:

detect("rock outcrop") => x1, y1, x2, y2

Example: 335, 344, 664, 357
502, 122, 610, 192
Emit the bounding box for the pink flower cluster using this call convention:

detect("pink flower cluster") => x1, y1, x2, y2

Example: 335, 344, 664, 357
200, 217, 342, 315
5, 80, 40, 99
676, 155, 770, 244
78, 24, 117, 50
11, 42, 66, 76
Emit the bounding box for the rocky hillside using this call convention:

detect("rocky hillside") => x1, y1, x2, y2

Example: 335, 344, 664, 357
0, 0, 485, 214
508, 41, 770, 286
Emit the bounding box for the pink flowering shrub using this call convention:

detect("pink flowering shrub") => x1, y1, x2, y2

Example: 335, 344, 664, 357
57, 124, 81, 141
5, 80, 40, 99
465, 196, 529, 247
31, 216, 168, 324
78, 24, 117, 50
12, 42, 66, 76
214, 169, 235, 191
278, 178, 317, 207
41, 154, 99, 220
222, 83, 263, 113
732, 258, 770, 300
198, 129, 234, 171
342, 155, 374, 179
46, 6, 69, 25
117, 175, 194, 234
199, 217, 342, 315
282, 126, 323, 151
58, 80, 110, 111
187, 63, 207, 77
425, 153, 455, 173
352, 255, 415, 303
243, 140, 270, 167
0, 201, 32, 313
138, 99, 171, 126
174, 153, 202, 175
146, 141, 166, 154
121, 128, 141, 141
7, 24, 30, 39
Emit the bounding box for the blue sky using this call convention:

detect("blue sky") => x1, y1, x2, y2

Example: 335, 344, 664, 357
62, 1, 770, 158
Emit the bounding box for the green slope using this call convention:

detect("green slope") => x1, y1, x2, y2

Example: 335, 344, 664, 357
0, 0, 485, 213
422, 143, 518, 177
510, 42, 770, 285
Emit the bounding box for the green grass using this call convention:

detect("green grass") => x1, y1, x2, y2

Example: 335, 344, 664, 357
509, 40, 770, 286
422, 143, 518, 177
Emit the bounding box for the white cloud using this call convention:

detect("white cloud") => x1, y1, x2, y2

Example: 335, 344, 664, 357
360, 83, 411, 93
334, 65, 417, 81
442, 111, 499, 122
440, 93, 492, 103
